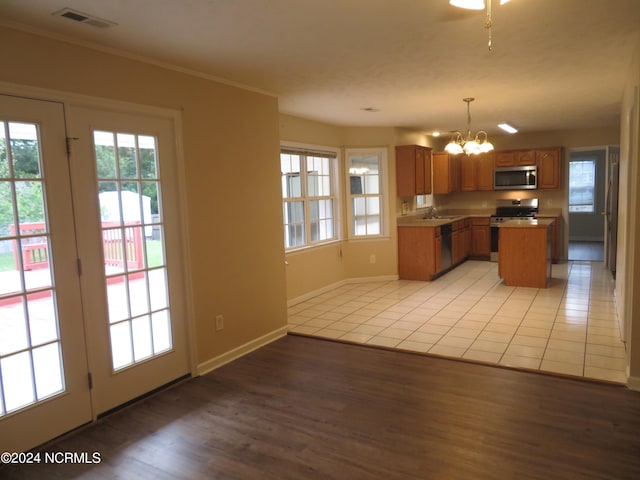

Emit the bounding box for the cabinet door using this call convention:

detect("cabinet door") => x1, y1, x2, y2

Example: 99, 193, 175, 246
415, 147, 426, 194
396, 145, 432, 196
477, 152, 495, 191
515, 150, 536, 166
432, 152, 450, 194
396, 145, 417, 197
422, 148, 432, 195
495, 151, 514, 167
461, 155, 476, 192
537, 149, 560, 189
472, 226, 491, 256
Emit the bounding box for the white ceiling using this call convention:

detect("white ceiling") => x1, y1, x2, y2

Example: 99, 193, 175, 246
1, 0, 639, 136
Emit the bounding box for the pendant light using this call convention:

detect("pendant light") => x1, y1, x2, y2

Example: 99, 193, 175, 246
444, 98, 494, 155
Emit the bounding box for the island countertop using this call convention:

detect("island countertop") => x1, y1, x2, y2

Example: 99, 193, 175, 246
498, 218, 555, 228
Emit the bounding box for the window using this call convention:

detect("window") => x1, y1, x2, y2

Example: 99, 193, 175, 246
346, 148, 387, 238
281, 147, 337, 249
569, 159, 596, 213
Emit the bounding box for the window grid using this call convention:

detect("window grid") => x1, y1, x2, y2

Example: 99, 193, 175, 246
348, 152, 384, 237
0, 120, 65, 417
281, 152, 336, 249
94, 131, 172, 371
569, 159, 596, 213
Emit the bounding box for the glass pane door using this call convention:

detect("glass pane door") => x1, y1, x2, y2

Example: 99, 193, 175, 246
93, 131, 172, 370
0, 95, 91, 454
67, 105, 190, 416
0, 121, 64, 414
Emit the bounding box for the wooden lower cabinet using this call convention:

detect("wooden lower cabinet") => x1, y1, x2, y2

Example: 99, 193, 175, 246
451, 220, 471, 265
499, 222, 553, 288
470, 217, 491, 258
536, 216, 561, 262
398, 226, 441, 280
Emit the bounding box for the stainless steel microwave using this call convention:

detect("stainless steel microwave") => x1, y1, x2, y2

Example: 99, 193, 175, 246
494, 165, 537, 190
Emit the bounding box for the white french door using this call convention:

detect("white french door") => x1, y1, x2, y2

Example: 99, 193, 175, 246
0, 94, 190, 453
0, 95, 92, 453
66, 106, 190, 416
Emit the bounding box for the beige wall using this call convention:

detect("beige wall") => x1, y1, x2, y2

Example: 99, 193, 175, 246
619, 41, 640, 386
0, 26, 288, 366
279, 115, 434, 302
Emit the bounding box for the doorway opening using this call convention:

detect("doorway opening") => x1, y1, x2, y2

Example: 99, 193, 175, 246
568, 149, 606, 261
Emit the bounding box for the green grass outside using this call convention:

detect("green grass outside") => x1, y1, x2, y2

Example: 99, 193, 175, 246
0, 251, 14, 272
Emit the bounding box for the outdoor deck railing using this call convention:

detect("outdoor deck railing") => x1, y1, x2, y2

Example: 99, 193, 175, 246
11, 221, 144, 271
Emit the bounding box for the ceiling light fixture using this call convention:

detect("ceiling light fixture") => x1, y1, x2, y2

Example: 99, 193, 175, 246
498, 122, 518, 134
444, 98, 494, 155
449, 0, 512, 51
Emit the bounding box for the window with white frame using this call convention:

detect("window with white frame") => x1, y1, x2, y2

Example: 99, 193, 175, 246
281, 148, 337, 249
346, 148, 387, 238
569, 159, 596, 213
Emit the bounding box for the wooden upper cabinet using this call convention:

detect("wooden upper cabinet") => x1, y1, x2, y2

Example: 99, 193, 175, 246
495, 150, 535, 167
432, 152, 460, 194
460, 152, 494, 192
515, 150, 536, 166
460, 155, 476, 192
537, 148, 561, 189
495, 151, 515, 167
396, 145, 432, 196
477, 152, 495, 191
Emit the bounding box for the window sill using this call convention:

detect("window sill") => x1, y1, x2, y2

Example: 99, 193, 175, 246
285, 239, 341, 255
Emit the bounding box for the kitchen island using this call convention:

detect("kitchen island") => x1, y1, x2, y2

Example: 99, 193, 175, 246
498, 219, 555, 288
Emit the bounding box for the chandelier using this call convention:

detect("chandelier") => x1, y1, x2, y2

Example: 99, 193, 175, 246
444, 98, 494, 155
450, 0, 512, 51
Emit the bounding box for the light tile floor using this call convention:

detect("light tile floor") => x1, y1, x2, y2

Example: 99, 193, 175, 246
288, 261, 627, 384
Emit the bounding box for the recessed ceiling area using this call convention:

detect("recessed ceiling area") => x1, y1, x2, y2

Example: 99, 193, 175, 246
0, 0, 638, 135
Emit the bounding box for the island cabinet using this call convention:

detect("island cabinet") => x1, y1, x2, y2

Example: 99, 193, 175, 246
396, 145, 432, 196
498, 219, 554, 288
470, 217, 491, 258
535, 215, 560, 262
398, 226, 440, 280
432, 152, 460, 194
460, 152, 495, 192
536, 148, 561, 189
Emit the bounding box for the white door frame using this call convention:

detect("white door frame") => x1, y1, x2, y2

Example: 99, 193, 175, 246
0, 82, 197, 417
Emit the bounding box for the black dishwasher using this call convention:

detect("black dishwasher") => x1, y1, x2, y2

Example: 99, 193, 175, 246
440, 223, 452, 270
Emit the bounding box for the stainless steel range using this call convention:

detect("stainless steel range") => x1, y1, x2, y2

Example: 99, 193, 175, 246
490, 198, 539, 262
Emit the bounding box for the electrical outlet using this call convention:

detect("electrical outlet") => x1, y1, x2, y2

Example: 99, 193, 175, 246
370, 254, 376, 264
215, 314, 224, 331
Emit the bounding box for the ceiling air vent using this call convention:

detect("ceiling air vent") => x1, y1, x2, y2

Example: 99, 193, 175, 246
53, 8, 117, 29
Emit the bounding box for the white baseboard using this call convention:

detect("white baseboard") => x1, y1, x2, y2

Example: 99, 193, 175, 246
196, 325, 288, 376
287, 274, 400, 307
627, 374, 640, 391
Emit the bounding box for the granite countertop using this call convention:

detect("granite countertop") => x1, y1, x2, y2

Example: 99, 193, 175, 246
499, 218, 555, 228
397, 211, 493, 227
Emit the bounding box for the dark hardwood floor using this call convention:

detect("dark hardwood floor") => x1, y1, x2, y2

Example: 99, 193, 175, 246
2, 335, 640, 479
